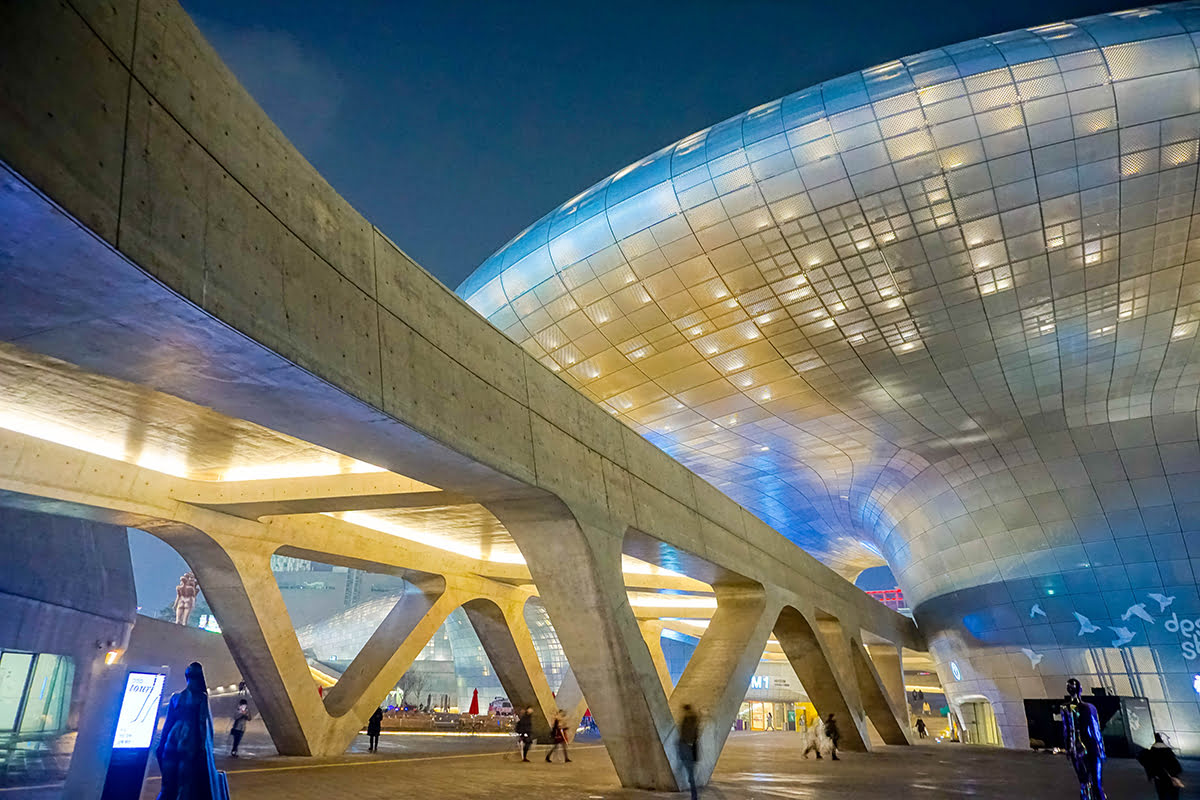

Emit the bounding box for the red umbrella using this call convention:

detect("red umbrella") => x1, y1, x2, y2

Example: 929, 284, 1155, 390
468, 688, 479, 716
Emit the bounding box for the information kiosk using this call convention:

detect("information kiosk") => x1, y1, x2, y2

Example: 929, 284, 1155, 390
100, 670, 167, 800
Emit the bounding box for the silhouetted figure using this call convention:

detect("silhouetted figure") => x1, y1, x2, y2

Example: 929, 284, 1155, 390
1138, 733, 1184, 800
156, 662, 223, 800
367, 706, 384, 752
824, 713, 840, 760
678, 704, 700, 800
915, 718, 927, 739
515, 707, 534, 762
229, 700, 250, 757
1062, 677, 1106, 800
545, 709, 571, 763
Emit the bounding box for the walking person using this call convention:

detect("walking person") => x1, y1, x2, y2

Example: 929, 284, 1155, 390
545, 709, 571, 763
678, 704, 701, 800
366, 706, 384, 752
824, 713, 841, 760
229, 700, 251, 757
1138, 733, 1184, 800
515, 707, 534, 762
155, 661, 226, 800
915, 718, 927, 739
801, 713, 825, 759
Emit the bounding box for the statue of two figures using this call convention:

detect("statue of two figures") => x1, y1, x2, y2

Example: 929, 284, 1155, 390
1063, 677, 1106, 800
173, 572, 199, 626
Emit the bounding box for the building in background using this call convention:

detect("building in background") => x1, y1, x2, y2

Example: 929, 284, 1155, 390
461, 3, 1200, 752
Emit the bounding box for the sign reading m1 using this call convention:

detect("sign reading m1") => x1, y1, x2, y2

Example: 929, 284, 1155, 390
749, 675, 770, 690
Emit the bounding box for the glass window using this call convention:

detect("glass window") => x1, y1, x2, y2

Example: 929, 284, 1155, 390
19, 655, 73, 734
0, 652, 34, 733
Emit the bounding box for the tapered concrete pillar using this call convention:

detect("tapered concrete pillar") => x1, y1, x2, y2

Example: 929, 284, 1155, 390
860, 642, 910, 744
488, 498, 679, 790
669, 585, 778, 785
463, 596, 557, 741
851, 640, 910, 745
141, 518, 461, 756
774, 606, 868, 751
490, 497, 785, 790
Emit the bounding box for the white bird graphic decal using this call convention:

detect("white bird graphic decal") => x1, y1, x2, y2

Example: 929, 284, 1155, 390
1110, 626, 1135, 647
1074, 612, 1100, 635
1021, 648, 1044, 668
1122, 603, 1155, 624
1148, 593, 1175, 612
1030, 604, 1046, 619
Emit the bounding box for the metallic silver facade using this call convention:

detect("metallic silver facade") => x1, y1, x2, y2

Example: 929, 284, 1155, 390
462, 4, 1200, 751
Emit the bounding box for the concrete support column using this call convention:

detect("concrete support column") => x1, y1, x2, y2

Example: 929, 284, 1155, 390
488, 498, 679, 790
142, 517, 461, 756
669, 585, 779, 785
463, 595, 557, 741
774, 606, 868, 751
851, 640, 910, 745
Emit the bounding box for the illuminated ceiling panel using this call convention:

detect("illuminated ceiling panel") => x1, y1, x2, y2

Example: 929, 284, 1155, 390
0, 342, 384, 481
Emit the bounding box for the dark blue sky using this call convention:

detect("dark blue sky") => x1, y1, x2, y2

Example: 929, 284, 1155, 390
182, 0, 1132, 291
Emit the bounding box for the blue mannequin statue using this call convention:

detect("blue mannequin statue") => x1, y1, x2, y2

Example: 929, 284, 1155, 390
1062, 677, 1106, 800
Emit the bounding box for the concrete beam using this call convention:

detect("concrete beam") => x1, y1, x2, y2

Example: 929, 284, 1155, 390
173, 472, 470, 518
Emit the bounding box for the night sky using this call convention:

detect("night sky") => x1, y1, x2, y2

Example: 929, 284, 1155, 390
180, 0, 1134, 292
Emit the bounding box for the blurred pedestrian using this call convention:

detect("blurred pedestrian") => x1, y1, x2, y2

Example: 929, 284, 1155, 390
915, 718, 927, 739
1138, 733, 1184, 800
545, 709, 571, 763
678, 704, 701, 800
802, 713, 825, 759
824, 713, 840, 760
515, 707, 534, 762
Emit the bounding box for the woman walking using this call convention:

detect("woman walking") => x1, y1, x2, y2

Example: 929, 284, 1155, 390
545, 709, 571, 763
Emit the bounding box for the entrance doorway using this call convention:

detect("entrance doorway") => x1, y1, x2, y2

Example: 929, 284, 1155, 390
959, 698, 1002, 745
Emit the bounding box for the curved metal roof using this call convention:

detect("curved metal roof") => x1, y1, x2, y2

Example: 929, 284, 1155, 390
459, 4, 1200, 601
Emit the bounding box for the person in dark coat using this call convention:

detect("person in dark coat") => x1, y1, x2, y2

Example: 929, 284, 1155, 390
545, 709, 571, 763
515, 707, 534, 762
824, 713, 841, 760
156, 661, 223, 800
366, 706, 384, 752
1138, 732, 1184, 800
678, 704, 701, 800
229, 700, 250, 757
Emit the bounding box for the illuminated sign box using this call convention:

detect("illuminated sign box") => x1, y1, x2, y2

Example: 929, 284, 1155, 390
112, 672, 166, 749
749, 675, 770, 690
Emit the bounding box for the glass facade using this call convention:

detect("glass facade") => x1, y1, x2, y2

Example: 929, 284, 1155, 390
0, 650, 74, 787
461, 3, 1200, 754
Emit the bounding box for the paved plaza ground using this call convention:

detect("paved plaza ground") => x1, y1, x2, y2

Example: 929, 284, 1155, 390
5, 728, 1196, 799
129, 729, 1198, 800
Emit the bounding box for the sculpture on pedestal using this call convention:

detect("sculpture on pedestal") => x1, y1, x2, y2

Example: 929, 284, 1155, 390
173, 572, 199, 626
1062, 677, 1106, 800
